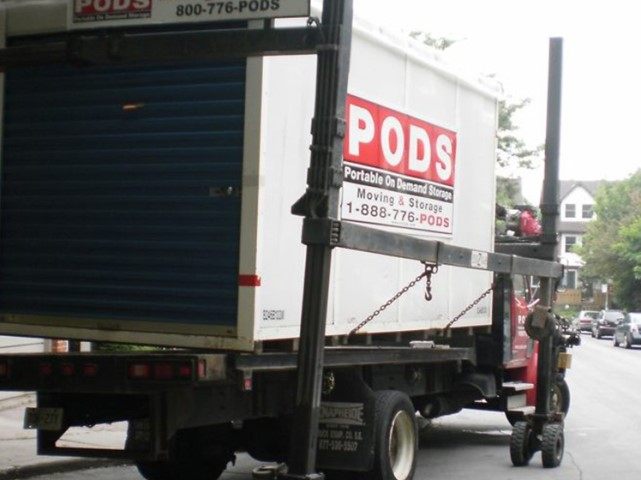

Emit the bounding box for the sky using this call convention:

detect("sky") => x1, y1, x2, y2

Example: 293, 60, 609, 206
352, 0, 641, 204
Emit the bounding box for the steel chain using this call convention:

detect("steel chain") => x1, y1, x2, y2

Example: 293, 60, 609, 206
348, 263, 437, 337
442, 283, 496, 331
348, 265, 495, 337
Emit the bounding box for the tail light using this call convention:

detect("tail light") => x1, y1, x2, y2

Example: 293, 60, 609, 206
39, 363, 54, 376
82, 364, 99, 377
128, 363, 151, 380
153, 363, 174, 380
127, 361, 195, 381
60, 363, 75, 377
197, 359, 207, 380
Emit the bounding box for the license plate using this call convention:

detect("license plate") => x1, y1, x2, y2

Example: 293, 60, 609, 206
24, 407, 64, 431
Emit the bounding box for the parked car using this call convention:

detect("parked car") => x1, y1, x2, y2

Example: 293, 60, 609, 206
591, 310, 625, 338
574, 310, 599, 332
613, 312, 641, 348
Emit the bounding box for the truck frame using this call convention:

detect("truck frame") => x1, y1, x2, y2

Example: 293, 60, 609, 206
0, 1, 568, 479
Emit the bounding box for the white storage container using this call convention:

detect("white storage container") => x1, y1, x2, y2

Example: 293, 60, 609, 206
0, 1, 499, 350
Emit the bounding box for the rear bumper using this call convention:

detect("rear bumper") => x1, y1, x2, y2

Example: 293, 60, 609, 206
597, 326, 616, 335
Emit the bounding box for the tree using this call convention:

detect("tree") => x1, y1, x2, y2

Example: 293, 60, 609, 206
496, 97, 543, 169
409, 31, 541, 207
579, 171, 641, 310
496, 177, 524, 208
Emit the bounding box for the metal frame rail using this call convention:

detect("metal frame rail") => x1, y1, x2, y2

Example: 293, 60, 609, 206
0, 2, 564, 477
303, 218, 562, 278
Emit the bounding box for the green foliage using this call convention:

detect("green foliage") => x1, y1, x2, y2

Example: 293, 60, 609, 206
496, 177, 523, 208
580, 171, 641, 310
408, 31, 541, 171
93, 342, 162, 352
496, 99, 543, 169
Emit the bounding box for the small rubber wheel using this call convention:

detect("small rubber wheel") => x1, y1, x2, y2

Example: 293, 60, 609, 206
368, 391, 418, 480
550, 378, 570, 418
541, 423, 564, 468
510, 421, 533, 466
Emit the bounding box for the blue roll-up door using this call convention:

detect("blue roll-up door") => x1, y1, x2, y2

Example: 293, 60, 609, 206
0, 60, 245, 330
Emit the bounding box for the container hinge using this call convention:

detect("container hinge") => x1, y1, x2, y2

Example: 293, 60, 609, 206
348, 262, 437, 337
302, 218, 341, 247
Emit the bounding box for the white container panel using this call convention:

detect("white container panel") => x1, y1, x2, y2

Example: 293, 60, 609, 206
0, 8, 499, 349
254, 54, 317, 341
253, 21, 499, 341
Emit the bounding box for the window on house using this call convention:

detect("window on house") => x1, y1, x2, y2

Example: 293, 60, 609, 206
565, 204, 576, 218
582, 204, 594, 219
565, 235, 577, 253
562, 270, 577, 290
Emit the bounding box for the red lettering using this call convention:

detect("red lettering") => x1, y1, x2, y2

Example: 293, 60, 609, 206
74, 0, 152, 15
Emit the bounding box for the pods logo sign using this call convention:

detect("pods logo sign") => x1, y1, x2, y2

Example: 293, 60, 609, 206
344, 95, 457, 187
74, 0, 152, 22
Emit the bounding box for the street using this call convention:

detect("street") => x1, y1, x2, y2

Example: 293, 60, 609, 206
19, 335, 641, 480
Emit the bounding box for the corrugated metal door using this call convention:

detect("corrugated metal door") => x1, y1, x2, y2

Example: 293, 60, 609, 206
0, 61, 245, 330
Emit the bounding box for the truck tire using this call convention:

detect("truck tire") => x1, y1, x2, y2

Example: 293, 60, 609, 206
541, 423, 564, 468
550, 378, 570, 418
509, 421, 533, 466
622, 334, 632, 349
365, 391, 418, 480
128, 424, 234, 480
136, 454, 232, 480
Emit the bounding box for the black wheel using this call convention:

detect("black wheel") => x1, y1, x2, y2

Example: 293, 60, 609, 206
128, 423, 234, 480
136, 455, 231, 480
366, 391, 418, 480
623, 334, 632, 349
541, 423, 564, 468
614, 334, 620, 347
596, 328, 602, 339
510, 421, 533, 466
591, 328, 595, 338
550, 378, 570, 418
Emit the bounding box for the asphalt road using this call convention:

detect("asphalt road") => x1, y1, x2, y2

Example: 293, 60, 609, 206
26, 335, 641, 480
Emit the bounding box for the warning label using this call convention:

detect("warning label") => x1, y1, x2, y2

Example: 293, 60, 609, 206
318, 402, 366, 454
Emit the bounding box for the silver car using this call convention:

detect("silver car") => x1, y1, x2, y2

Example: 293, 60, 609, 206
613, 312, 641, 348
591, 310, 624, 338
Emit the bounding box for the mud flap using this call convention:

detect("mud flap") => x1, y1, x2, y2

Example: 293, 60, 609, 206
316, 370, 375, 472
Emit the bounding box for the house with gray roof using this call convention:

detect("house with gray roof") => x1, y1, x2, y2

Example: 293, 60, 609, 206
557, 180, 606, 291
